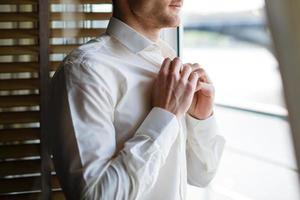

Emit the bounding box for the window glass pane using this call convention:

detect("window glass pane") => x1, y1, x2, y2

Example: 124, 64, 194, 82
181, 1, 300, 199
182, 0, 285, 115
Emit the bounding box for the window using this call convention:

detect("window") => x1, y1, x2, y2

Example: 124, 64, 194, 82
181, 0, 300, 199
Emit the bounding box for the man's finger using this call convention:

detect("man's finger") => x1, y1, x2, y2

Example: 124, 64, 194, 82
192, 63, 212, 84
196, 81, 214, 97
170, 57, 182, 77
159, 57, 172, 75
180, 62, 191, 71
185, 72, 198, 96
180, 64, 192, 83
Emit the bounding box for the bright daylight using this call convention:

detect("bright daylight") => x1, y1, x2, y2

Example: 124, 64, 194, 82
182, 0, 300, 200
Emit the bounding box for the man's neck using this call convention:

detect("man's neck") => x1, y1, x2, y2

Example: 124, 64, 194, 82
113, 14, 161, 42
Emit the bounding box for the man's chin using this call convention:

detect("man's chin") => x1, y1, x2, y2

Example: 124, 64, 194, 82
163, 16, 181, 28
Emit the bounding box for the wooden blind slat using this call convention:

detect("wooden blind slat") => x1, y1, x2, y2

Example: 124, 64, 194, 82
50, 45, 78, 54
0, 29, 38, 39
0, 95, 39, 108
0, 176, 41, 194
0, 160, 54, 177
51, 28, 106, 38
0, 192, 42, 200
0, 191, 65, 200
0, 159, 41, 177
51, 0, 111, 4
0, 176, 60, 195
0, 13, 38, 22
0, 0, 111, 4
0, 0, 111, 5
0, 28, 104, 39
0, 111, 40, 124
0, 128, 39, 143
0, 144, 40, 159
51, 12, 112, 21
0, 46, 38, 55
0, 78, 39, 90
0, 0, 37, 4
0, 62, 38, 73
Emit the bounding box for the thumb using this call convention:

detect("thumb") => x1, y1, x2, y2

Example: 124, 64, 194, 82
196, 81, 214, 97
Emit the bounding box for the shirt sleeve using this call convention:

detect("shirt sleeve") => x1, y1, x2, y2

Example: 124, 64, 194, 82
185, 113, 225, 187
49, 60, 179, 200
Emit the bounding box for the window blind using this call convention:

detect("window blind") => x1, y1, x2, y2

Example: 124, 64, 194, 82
0, 0, 112, 199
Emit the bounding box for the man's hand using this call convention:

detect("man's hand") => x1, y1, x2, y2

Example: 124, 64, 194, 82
186, 63, 215, 120
152, 57, 199, 119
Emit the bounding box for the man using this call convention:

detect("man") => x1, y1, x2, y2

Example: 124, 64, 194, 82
49, 0, 225, 199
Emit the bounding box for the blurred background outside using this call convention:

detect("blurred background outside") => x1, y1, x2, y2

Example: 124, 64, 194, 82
181, 1, 300, 200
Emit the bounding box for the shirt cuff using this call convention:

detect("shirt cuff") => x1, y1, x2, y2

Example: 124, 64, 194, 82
136, 107, 179, 160
186, 113, 218, 142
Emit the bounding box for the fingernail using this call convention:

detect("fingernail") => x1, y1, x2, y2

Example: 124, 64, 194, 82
174, 57, 181, 62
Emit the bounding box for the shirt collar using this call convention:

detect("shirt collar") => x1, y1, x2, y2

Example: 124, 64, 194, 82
106, 17, 157, 53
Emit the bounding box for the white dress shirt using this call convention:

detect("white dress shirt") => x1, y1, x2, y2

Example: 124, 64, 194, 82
49, 17, 225, 200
